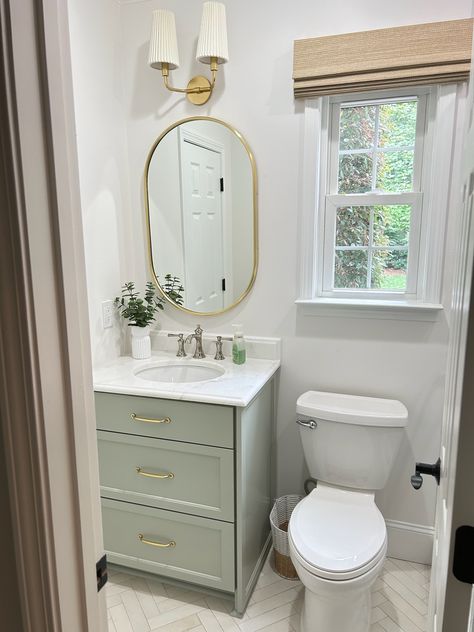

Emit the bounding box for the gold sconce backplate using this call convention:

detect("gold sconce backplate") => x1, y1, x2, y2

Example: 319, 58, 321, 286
186, 76, 213, 105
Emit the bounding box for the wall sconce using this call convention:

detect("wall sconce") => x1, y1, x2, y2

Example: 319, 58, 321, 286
148, 2, 229, 106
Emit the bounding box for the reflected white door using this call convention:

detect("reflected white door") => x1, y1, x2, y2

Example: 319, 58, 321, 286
429, 74, 474, 630
180, 135, 225, 312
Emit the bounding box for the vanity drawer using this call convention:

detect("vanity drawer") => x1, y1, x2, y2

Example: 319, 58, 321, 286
98, 431, 234, 521
102, 498, 235, 592
95, 392, 234, 449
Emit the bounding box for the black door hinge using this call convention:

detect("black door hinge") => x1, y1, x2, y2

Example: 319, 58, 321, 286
222, 278, 226, 292
96, 554, 108, 592
453, 526, 474, 584
220, 177, 224, 192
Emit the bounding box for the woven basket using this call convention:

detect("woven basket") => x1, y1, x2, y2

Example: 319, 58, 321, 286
270, 495, 303, 580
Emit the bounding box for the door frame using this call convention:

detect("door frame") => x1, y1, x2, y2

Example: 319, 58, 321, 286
439, 69, 474, 629
0, 0, 106, 630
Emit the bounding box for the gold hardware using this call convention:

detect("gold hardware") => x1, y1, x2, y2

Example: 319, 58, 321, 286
144, 116, 258, 316
138, 533, 176, 548
161, 57, 218, 106
136, 466, 174, 480
130, 413, 171, 424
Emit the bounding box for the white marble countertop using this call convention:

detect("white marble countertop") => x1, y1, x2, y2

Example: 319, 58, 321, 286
93, 351, 280, 407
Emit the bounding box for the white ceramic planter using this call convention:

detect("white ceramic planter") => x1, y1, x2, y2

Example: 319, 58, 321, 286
130, 325, 151, 360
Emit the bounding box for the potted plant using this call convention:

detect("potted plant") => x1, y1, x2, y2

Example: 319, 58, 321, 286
114, 282, 165, 359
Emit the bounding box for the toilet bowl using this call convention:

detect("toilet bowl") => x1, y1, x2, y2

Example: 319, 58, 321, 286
290, 390, 408, 632
289, 485, 387, 632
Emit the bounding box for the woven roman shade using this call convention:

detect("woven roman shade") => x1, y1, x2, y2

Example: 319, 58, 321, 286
293, 19, 473, 98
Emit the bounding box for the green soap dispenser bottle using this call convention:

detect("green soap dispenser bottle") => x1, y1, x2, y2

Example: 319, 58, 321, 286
232, 324, 246, 365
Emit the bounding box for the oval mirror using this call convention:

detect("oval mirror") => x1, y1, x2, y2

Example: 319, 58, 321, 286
145, 117, 258, 315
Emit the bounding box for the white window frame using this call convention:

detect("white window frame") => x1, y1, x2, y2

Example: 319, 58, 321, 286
297, 84, 466, 318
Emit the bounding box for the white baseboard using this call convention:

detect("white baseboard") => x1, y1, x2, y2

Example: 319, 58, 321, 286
386, 520, 434, 565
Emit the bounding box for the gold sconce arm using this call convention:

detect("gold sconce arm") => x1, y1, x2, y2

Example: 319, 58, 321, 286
161, 57, 219, 105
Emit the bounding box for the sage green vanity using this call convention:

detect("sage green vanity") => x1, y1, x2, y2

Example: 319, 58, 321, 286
94, 363, 276, 616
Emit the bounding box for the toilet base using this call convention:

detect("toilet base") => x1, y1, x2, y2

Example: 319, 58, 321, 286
299, 582, 371, 632
291, 543, 386, 632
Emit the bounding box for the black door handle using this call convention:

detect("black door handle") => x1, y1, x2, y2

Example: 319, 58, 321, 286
410, 458, 441, 489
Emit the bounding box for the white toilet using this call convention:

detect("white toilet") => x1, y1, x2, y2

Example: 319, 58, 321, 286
289, 391, 408, 632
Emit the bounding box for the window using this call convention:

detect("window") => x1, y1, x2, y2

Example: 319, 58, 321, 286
298, 85, 466, 315
325, 95, 425, 297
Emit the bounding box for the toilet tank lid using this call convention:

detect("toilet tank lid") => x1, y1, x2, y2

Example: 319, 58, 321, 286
297, 391, 408, 427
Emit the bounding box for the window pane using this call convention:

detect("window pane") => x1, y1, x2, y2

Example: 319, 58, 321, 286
372, 205, 411, 247
339, 105, 376, 150
371, 250, 408, 290
338, 153, 372, 193
336, 206, 370, 246
378, 100, 417, 148
334, 250, 368, 289
376, 150, 414, 192
329, 95, 424, 297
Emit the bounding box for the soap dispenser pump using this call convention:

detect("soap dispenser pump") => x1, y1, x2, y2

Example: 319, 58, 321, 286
232, 324, 246, 365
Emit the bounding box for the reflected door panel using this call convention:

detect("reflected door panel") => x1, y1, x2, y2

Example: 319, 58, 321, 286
180, 137, 224, 313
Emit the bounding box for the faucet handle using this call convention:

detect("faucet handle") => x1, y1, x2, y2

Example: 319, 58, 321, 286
214, 335, 232, 361
167, 332, 186, 357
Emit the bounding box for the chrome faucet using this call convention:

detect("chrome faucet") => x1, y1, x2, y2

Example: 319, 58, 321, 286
186, 325, 206, 359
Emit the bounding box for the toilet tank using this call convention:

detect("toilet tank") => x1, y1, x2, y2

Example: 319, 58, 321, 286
296, 391, 408, 491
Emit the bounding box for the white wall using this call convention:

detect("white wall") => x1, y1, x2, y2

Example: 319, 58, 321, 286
68, 0, 135, 365
71, 0, 472, 547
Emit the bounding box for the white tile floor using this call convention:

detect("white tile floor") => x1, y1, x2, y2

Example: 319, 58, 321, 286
106, 553, 430, 632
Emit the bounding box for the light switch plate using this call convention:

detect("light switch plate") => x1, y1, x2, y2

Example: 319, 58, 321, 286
102, 300, 114, 329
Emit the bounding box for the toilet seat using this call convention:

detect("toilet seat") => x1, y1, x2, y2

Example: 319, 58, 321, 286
289, 484, 387, 581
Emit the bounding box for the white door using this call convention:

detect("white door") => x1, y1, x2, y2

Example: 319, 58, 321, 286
428, 50, 474, 631
180, 135, 225, 312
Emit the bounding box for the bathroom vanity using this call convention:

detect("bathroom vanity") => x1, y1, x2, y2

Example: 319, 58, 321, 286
94, 336, 279, 615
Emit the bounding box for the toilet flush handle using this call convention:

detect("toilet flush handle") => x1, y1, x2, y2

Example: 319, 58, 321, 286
296, 418, 317, 430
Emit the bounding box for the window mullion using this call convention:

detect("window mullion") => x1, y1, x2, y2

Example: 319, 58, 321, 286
335, 246, 369, 251
336, 94, 421, 108
329, 103, 341, 194
339, 145, 415, 156
367, 207, 374, 288
327, 193, 420, 206
371, 105, 380, 192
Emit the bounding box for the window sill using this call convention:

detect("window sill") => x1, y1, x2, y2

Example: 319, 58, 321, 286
295, 298, 443, 321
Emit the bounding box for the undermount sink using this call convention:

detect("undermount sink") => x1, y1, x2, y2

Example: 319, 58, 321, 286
134, 359, 226, 384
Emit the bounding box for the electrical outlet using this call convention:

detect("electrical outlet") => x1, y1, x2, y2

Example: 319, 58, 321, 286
102, 300, 114, 329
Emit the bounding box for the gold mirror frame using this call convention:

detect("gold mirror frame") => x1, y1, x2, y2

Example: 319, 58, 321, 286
144, 116, 258, 316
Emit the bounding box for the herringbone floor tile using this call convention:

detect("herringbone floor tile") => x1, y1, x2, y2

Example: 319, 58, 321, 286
106, 554, 430, 632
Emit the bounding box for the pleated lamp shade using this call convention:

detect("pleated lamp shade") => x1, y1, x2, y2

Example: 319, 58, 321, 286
148, 9, 180, 70
196, 2, 229, 65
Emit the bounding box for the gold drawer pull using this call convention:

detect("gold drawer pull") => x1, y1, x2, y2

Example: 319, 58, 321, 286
136, 466, 174, 480
138, 533, 176, 548
131, 413, 171, 424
